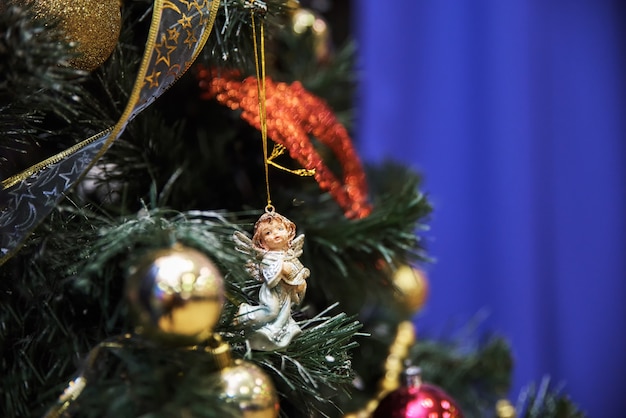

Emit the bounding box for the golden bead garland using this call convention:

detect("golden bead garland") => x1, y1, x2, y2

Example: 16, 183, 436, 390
344, 320, 416, 418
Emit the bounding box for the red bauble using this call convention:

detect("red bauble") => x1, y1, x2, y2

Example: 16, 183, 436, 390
373, 367, 463, 418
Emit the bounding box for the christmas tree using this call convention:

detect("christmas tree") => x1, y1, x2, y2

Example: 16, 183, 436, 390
1, 1, 585, 417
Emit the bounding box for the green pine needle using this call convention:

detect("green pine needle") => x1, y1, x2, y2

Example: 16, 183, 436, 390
410, 333, 513, 418
515, 377, 586, 418
251, 304, 364, 417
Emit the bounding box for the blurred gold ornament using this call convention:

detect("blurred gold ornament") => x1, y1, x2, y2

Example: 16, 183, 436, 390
496, 399, 516, 418
126, 244, 224, 345
207, 337, 280, 418
393, 265, 429, 314
25, 0, 122, 71
289, 6, 332, 62
220, 360, 279, 417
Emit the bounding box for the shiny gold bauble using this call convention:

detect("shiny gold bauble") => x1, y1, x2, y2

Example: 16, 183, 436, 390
25, 0, 122, 71
219, 359, 279, 418
126, 244, 224, 346
393, 265, 429, 314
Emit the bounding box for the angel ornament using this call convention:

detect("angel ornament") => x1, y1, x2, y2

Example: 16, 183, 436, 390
234, 211, 310, 351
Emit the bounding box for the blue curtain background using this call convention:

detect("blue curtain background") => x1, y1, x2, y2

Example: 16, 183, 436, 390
355, 1, 626, 416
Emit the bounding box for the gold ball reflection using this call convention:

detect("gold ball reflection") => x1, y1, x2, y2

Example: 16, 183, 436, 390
219, 359, 279, 418
126, 244, 224, 345
393, 265, 429, 314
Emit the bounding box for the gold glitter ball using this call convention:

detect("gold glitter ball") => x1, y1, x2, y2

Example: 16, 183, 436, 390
28, 0, 122, 71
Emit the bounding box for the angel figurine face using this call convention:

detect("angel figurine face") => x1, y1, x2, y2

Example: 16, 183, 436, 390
252, 212, 296, 252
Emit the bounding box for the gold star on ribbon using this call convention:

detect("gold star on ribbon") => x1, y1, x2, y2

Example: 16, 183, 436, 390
178, 13, 193, 29
145, 69, 162, 88
155, 34, 177, 66
184, 29, 198, 49
167, 27, 181, 42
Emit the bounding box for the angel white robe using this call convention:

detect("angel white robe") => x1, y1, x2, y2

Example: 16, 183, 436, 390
237, 249, 309, 350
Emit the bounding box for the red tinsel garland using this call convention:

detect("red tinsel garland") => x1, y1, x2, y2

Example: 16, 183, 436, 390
196, 66, 371, 219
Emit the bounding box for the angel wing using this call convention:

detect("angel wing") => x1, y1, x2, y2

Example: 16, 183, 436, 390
233, 230, 265, 281
233, 231, 262, 259
291, 234, 305, 258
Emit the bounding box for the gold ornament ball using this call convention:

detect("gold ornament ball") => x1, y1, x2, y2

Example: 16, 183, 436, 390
26, 0, 122, 71
393, 265, 429, 314
219, 359, 280, 418
126, 244, 224, 346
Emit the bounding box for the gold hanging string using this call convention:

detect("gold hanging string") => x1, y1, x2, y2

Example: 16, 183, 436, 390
267, 144, 316, 176
250, 4, 315, 213
250, 10, 273, 212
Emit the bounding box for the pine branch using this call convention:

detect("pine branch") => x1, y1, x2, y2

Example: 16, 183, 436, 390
2, 205, 364, 417
411, 335, 513, 418
241, 305, 363, 417
52, 340, 242, 418
515, 377, 586, 418
0, 208, 251, 416
295, 162, 432, 314
0, 4, 108, 180
204, 0, 295, 72
272, 28, 358, 126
